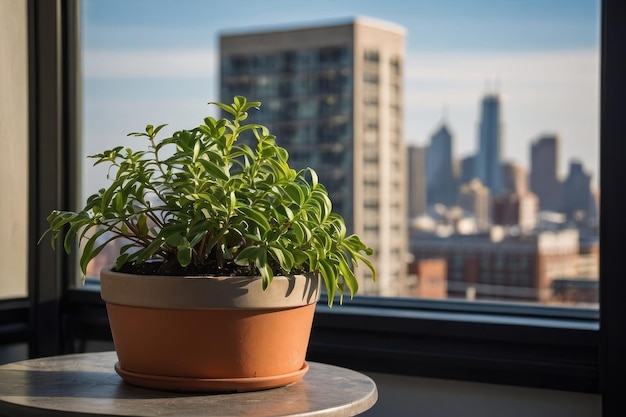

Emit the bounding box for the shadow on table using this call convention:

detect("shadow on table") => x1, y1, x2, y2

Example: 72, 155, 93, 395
0, 368, 238, 399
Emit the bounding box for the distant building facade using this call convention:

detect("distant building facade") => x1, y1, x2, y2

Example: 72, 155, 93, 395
492, 162, 538, 234
220, 17, 408, 295
409, 228, 580, 303
407, 145, 427, 218
458, 179, 491, 231
500, 161, 527, 195
407, 258, 447, 299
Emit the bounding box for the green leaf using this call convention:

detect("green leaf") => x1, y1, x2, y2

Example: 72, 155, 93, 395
276, 205, 294, 222
165, 233, 186, 248
242, 99, 261, 111
286, 223, 303, 244
78, 228, 113, 276
234, 96, 246, 109
151, 124, 167, 137
307, 168, 319, 188
177, 245, 192, 267
209, 101, 237, 116
258, 262, 274, 290
62, 224, 81, 254
115, 253, 130, 270
135, 236, 166, 264
237, 207, 271, 232
137, 213, 149, 236
269, 246, 294, 272
318, 259, 337, 306
353, 252, 377, 282
192, 139, 201, 162
234, 246, 264, 266
235, 123, 262, 136
338, 253, 358, 297
197, 159, 229, 181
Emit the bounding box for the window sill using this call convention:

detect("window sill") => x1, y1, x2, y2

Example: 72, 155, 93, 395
309, 295, 598, 393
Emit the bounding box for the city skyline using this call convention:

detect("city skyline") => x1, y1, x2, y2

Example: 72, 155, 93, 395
421, 91, 598, 194
81, 0, 600, 196
414, 100, 599, 219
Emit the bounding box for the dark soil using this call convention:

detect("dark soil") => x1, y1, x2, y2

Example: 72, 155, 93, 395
116, 258, 301, 277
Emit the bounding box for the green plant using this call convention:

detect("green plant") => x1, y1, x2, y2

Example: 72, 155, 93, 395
41, 96, 375, 306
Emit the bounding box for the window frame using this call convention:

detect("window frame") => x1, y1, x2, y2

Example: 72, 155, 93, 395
598, 0, 626, 413
10, 0, 626, 409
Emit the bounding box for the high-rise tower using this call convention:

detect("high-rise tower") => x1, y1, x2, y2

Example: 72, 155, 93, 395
475, 94, 503, 196
220, 17, 408, 296
425, 124, 456, 207
530, 134, 562, 212
562, 161, 594, 221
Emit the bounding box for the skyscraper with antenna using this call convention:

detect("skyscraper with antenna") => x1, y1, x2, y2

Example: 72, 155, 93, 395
475, 85, 504, 196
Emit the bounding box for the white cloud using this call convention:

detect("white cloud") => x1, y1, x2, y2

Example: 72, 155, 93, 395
83, 49, 217, 78
405, 49, 598, 105
405, 49, 598, 80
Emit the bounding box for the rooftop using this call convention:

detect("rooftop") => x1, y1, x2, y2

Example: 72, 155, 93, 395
219, 15, 406, 38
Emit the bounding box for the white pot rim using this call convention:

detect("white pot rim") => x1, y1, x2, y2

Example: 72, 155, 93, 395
100, 265, 321, 309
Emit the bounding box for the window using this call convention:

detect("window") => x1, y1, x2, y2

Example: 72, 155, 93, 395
20, 0, 626, 406
75, 1, 597, 386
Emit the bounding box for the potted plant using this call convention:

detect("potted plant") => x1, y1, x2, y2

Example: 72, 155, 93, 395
40, 96, 376, 392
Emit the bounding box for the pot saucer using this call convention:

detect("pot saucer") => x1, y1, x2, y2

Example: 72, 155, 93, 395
114, 361, 309, 392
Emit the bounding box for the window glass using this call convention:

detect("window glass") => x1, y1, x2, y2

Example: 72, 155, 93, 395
81, 0, 600, 308
0, 1, 28, 300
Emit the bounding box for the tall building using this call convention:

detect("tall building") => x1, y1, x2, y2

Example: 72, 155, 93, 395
458, 179, 491, 231
500, 161, 527, 195
460, 154, 477, 185
475, 94, 504, 196
493, 162, 538, 234
562, 161, 594, 222
530, 134, 562, 212
407, 145, 427, 218
220, 17, 408, 296
425, 124, 457, 207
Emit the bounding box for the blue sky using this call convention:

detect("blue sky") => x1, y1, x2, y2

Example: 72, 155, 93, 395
83, 0, 598, 51
81, 0, 600, 194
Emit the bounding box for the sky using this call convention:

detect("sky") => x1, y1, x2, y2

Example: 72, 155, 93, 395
81, 0, 601, 195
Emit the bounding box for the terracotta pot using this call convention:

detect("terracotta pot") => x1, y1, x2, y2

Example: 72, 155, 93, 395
100, 266, 320, 392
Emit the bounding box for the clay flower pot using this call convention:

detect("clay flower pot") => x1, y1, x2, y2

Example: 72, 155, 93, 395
100, 266, 320, 392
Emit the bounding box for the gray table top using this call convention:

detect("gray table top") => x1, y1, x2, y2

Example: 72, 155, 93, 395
0, 351, 377, 417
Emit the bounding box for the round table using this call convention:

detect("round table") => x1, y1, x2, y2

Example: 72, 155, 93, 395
0, 351, 377, 417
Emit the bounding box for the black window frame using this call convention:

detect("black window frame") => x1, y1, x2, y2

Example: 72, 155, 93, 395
3, 1, 625, 414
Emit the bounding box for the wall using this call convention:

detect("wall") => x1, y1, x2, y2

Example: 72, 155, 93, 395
0, 0, 29, 300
